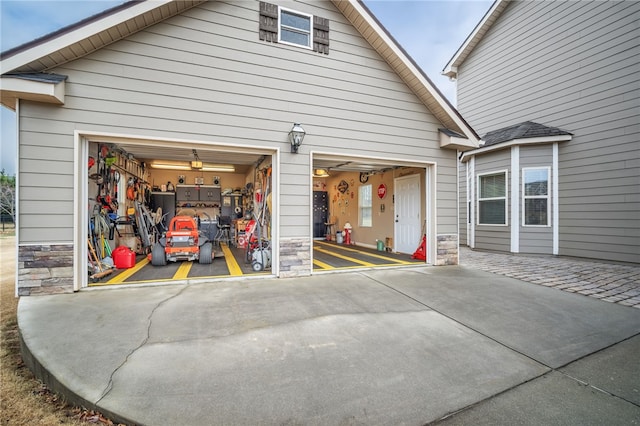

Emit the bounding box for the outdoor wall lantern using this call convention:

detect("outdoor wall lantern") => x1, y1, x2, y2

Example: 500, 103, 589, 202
289, 123, 306, 153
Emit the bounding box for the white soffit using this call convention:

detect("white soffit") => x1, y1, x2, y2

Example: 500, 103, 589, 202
442, 0, 510, 79
1, 0, 205, 74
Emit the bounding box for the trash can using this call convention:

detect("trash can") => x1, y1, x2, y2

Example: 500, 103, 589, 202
336, 232, 343, 244
377, 239, 385, 251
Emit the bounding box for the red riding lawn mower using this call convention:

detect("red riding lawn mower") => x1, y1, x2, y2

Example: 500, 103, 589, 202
151, 215, 213, 266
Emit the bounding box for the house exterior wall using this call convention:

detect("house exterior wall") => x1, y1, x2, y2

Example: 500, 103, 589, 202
16, 0, 460, 294
473, 149, 510, 253
456, 0, 640, 263
463, 144, 557, 255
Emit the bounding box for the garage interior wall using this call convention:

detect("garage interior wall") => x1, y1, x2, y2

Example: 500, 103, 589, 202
315, 168, 426, 251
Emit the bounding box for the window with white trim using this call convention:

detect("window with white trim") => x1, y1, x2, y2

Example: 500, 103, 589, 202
279, 7, 312, 48
522, 167, 550, 226
359, 184, 372, 227
259, 2, 330, 54
478, 171, 507, 225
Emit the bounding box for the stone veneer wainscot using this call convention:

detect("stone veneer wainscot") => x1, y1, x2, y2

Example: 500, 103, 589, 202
18, 244, 74, 296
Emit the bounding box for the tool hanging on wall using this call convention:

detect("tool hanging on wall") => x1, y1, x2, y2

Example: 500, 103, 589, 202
93, 144, 120, 213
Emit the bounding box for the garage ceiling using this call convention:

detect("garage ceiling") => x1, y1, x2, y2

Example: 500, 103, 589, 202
96, 141, 270, 175
92, 140, 413, 177
313, 154, 422, 175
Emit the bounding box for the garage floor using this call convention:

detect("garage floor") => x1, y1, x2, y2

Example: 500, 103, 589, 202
90, 243, 267, 287
313, 240, 423, 270
90, 241, 423, 286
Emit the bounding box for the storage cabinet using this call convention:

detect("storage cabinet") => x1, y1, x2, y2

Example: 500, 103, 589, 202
313, 191, 328, 238
201, 186, 221, 203
176, 185, 221, 205
176, 185, 197, 202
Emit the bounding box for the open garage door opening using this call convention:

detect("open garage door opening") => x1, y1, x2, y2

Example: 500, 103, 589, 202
311, 154, 433, 272
83, 137, 275, 287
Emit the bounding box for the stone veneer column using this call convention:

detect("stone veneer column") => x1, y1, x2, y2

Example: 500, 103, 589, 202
18, 244, 75, 296
279, 237, 312, 277
436, 234, 459, 266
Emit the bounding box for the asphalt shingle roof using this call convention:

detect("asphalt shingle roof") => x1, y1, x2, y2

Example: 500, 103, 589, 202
5, 73, 68, 83
481, 121, 573, 147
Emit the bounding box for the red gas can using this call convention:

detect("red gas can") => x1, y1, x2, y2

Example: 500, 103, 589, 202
113, 246, 136, 269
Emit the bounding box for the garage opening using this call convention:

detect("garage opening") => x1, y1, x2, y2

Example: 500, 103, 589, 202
84, 138, 275, 287
311, 154, 432, 271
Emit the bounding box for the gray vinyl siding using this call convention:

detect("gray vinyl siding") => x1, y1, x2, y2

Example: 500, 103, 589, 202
473, 149, 510, 252
519, 145, 553, 254
17, 0, 458, 243
456, 0, 640, 263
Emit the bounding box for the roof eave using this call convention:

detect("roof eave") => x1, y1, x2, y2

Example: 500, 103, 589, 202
439, 129, 478, 151
442, 0, 509, 80
1, 0, 206, 75
0, 75, 66, 110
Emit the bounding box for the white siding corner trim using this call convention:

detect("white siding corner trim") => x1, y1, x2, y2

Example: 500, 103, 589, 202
552, 142, 559, 255
468, 156, 475, 248
510, 146, 519, 253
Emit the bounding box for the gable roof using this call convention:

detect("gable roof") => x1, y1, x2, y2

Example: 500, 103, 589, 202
442, 0, 509, 79
460, 121, 572, 161
1, 0, 479, 148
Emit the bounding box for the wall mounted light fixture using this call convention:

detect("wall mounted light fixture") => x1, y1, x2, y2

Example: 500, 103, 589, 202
289, 123, 306, 153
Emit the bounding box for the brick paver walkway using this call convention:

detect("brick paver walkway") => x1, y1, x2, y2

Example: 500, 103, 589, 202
459, 247, 640, 309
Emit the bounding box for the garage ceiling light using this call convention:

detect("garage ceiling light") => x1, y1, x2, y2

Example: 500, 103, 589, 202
201, 164, 235, 172
313, 168, 329, 177
150, 161, 191, 171
150, 161, 235, 172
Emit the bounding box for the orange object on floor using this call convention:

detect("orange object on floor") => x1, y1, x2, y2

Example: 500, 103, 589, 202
412, 235, 426, 260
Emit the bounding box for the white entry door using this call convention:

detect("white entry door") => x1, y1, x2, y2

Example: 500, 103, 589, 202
394, 174, 421, 254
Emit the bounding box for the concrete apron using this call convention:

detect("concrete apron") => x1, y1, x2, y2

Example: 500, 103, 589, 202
18, 266, 640, 425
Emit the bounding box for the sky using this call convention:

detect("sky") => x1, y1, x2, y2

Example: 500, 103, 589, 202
0, 0, 492, 176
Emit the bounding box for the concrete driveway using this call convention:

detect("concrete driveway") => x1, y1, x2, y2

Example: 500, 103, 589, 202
18, 265, 640, 425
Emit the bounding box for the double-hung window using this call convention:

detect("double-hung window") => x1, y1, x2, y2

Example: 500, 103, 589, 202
359, 185, 372, 227
279, 7, 312, 49
478, 171, 507, 225
522, 167, 550, 226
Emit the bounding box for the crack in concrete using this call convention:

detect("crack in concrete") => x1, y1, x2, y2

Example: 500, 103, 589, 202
95, 285, 190, 404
